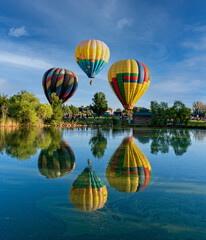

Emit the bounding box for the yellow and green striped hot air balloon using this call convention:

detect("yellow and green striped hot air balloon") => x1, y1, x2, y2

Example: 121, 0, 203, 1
108, 59, 151, 110
70, 161, 107, 212
38, 140, 75, 178
75, 39, 110, 85
106, 137, 151, 193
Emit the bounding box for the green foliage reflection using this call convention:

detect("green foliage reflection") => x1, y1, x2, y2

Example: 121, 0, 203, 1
0, 127, 63, 160
89, 130, 107, 159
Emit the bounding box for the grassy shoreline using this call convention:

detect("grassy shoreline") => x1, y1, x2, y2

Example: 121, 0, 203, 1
0, 120, 206, 129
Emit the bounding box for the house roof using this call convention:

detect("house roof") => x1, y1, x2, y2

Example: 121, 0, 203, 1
133, 108, 152, 116
133, 112, 152, 116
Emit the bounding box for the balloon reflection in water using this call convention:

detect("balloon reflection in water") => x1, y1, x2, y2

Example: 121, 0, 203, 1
106, 137, 151, 193
38, 140, 75, 178
70, 160, 107, 212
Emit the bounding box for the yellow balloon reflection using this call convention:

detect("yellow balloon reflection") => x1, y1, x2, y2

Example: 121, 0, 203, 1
38, 140, 75, 178
106, 137, 151, 193
70, 161, 107, 212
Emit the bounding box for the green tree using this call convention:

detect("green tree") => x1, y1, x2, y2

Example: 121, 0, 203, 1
0, 94, 9, 121
150, 101, 169, 126
50, 93, 63, 124
116, 108, 122, 112
62, 104, 72, 114
86, 110, 91, 115
192, 101, 206, 117
37, 104, 53, 123
90, 92, 108, 116
69, 104, 79, 114
171, 101, 191, 125
9, 91, 40, 125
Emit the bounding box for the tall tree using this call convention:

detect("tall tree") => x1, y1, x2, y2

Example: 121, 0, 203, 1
69, 104, 79, 114
90, 92, 108, 116
50, 93, 63, 124
9, 91, 40, 125
192, 101, 206, 117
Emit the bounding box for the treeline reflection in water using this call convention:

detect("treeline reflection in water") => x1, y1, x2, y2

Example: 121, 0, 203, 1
0, 127, 201, 213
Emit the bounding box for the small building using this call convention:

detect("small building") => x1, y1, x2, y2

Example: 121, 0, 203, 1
133, 108, 152, 125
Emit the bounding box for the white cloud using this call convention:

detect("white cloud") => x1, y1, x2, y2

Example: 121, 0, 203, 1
0, 52, 52, 69
117, 18, 133, 30
8, 26, 28, 37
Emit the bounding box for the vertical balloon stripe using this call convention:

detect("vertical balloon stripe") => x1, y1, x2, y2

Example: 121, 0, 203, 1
63, 76, 78, 103
50, 68, 59, 93
136, 61, 145, 84
42, 68, 53, 102
110, 144, 124, 172
117, 73, 127, 104
95, 60, 107, 75
110, 82, 122, 103
112, 77, 125, 105
141, 62, 149, 82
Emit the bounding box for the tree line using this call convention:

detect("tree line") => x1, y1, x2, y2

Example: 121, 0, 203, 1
0, 90, 204, 126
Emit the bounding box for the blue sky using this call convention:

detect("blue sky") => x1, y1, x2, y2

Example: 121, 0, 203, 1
0, 0, 206, 110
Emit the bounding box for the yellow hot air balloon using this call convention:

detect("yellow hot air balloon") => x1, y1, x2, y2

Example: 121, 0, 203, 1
70, 161, 107, 212
75, 39, 110, 85
108, 59, 151, 110
106, 137, 151, 193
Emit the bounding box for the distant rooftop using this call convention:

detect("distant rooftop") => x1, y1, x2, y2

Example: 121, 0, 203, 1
133, 108, 152, 116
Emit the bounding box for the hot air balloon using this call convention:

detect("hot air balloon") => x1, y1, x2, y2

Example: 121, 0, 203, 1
70, 160, 107, 212
75, 39, 110, 85
108, 59, 151, 110
106, 137, 151, 193
42, 68, 78, 104
38, 140, 75, 178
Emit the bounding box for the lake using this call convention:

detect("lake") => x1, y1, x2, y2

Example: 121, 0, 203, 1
0, 127, 206, 240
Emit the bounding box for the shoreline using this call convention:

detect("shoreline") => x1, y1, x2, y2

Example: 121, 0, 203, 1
0, 122, 206, 130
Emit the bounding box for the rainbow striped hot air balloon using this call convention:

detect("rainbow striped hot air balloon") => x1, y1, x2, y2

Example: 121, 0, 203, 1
75, 39, 110, 85
42, 68, 78, 104
38, 140, 75, 178
108, 59, 151, 110
70, 161, 107, 212
106, 137, 151, 193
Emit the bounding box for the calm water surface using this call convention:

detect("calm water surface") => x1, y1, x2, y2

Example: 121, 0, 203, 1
0, 128, 206, 240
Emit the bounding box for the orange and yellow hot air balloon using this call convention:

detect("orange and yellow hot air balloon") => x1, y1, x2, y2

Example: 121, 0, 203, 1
108, 59, 151, 110
106, 137, 151, 193
75, 39, 110, 85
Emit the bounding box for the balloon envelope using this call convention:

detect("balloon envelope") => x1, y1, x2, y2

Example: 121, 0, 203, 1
106, 137, 151, 193
38, 140, 75, 178
42, 68, 78, 104
108, 59, 151, 110
70, 165, 107, 212
75, 39, 110, 79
